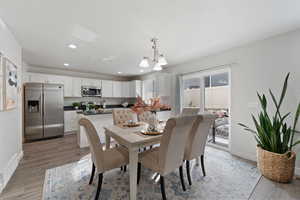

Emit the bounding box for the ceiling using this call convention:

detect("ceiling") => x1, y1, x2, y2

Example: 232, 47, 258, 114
1, 0, 300, 76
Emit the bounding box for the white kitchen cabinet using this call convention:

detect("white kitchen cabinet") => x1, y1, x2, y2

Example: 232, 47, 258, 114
122, 81, 130, 98
102, 80, 113, 97
27, 73, 48, 83
64, 111, 79, 133
63, 77, 73, 97
130, 80, 142, 97
156, 74, 171, 97
47, 75, 65, 84
142, 79, 155, 100
72, 77, 82, 97
113, 81, 122, 97
81, 78, 101, 88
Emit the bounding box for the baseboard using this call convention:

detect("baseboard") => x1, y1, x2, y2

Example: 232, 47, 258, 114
0, 151, 23, 194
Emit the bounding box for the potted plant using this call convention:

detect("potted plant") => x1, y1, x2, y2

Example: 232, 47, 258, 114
239, 73, 300, 183
72, 102, 80, 110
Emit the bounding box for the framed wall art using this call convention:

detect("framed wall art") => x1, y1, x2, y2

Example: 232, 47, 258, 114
4, 57, 18, 110
0, 53, 3, 111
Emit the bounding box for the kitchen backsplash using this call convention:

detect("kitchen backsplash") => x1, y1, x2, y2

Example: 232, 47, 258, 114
64, 97, 137, 106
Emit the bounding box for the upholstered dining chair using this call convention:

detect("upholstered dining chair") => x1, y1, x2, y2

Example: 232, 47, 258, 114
112, 108, 136, 171
79, 118, 129, 200
137, 111, 156, 124
184, 114, 216, 185
112, 108, 135, 125
181, 107, 200, 116
137, 115, 198, 200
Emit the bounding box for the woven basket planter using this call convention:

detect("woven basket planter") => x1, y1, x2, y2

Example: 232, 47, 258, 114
257, 146, 296, 183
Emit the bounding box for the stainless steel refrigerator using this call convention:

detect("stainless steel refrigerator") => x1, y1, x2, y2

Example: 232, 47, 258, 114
24, 83, 64, 141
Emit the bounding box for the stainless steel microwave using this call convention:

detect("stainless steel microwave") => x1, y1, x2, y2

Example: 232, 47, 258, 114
81, 86, 102, 97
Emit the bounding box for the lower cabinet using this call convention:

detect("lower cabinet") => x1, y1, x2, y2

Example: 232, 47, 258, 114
64, 111, 79, 133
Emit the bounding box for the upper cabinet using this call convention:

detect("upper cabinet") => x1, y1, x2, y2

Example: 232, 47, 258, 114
101, 80, 113, 97
130, 80, 142, 98
113, 81, 122, 98
26, 73, 48, 83
142, 79, 155, 100
122, 81, 130, 98
47, 75, 65, 84
23, 72, 149, 99
72, 78, 82, 97
81, 78, 101, 88
156, 74, 171, 97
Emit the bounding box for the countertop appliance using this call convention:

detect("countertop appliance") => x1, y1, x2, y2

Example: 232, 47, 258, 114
24, 83, 64, 141
81, 86, 101, 97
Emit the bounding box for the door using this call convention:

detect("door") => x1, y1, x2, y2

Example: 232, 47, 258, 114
24, 83, 43, 140
43, 84, 64, 138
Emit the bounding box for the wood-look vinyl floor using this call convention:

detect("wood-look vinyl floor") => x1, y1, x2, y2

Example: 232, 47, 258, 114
0, 134, 299, 200
0, 135, 89, 200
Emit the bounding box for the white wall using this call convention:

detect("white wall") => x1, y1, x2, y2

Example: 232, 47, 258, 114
166, 29, 300, 175
0, 18, 23, 192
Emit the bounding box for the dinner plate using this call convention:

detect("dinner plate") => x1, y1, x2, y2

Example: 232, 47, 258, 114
140, 129, 163, 136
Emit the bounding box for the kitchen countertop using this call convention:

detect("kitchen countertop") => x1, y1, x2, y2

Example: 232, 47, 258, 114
76, 108, 172, 116
64, 104, 134, 111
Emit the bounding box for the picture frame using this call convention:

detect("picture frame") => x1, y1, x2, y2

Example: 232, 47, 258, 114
0, 53, 3, 111
3, 57, 18, 110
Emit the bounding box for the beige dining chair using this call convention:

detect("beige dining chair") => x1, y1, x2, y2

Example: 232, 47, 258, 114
112, 108, 135, 125
137, 115, 198, 200
112, 108, 135, 171
181, 107, 200, 116
184, 113, 216, 185
137, 111, 156, 124
79, 118, 129, 200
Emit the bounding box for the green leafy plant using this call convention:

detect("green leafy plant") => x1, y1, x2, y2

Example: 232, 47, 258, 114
239, 73, 300, 154
72, 102, 80, 108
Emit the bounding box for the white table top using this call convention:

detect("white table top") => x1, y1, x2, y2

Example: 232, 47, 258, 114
104, 122, 163, 148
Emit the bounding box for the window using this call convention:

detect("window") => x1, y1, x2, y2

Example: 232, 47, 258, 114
183, 78, 201, 107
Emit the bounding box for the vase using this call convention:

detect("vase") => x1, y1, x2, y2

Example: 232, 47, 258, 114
257, 146, 296, 183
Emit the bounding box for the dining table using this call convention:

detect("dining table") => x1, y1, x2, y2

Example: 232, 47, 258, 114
104, 122, 163, 200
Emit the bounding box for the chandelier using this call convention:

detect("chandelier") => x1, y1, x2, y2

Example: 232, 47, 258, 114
139, 38, 168, 71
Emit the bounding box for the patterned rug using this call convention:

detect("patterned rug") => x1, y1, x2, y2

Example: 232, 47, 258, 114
43, 147, 260, 200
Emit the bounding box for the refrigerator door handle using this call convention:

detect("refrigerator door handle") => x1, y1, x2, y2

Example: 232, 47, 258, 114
42, 87, 45, 137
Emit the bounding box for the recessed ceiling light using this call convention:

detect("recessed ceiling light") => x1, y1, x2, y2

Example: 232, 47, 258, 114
118, 72, 122, 74
140, 69, 144, 73
68, 44, 77, 49
64, 63, 70, 67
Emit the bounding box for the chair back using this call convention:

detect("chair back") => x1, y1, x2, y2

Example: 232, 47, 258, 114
137, 111, 155, 124
112, 108, 134, 125
181, 107, 200, 116
79, 118, 105, 172
184, 114, 216, 160
158, 115, 197, 175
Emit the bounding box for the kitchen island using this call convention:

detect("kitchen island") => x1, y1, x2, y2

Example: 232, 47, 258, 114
77, 109, 172, 148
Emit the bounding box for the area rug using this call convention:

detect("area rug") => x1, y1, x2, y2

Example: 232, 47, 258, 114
43, 147, 260, 200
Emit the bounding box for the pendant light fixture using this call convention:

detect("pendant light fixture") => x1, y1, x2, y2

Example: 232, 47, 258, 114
139, 38, 167, 71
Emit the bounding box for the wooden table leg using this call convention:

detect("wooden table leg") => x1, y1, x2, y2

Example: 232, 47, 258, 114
105, 131, 111, 150
129, 148, 139, 200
